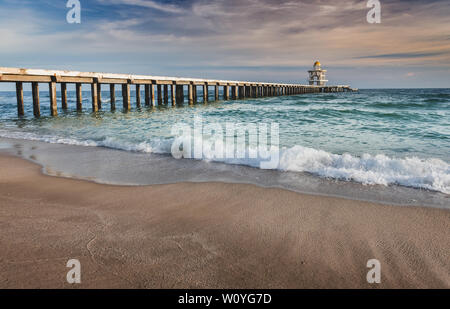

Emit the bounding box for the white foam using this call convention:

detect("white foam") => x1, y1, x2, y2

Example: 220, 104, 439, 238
278, 146, 450, 194
0, 130, 448, 194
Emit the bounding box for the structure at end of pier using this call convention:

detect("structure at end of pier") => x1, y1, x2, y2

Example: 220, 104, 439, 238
0, 66, 357, 118
308, 61, 328, 86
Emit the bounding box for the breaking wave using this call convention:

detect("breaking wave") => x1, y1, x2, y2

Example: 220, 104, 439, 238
0, 129, 448, 194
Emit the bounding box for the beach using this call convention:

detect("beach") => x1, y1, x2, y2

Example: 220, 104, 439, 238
1, 153, 449, 289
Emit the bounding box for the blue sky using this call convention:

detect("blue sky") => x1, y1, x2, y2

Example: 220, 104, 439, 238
0, 0, 449, 88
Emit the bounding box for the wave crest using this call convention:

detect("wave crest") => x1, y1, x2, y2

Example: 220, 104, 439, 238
0, 130, 448, 194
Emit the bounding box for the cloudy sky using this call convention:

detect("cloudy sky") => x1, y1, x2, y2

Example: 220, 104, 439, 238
0, 0, 449, 88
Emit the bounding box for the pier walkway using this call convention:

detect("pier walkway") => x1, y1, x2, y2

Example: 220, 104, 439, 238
0, 67, 356, 117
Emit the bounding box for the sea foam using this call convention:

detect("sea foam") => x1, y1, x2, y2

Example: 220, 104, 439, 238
0, 130, 448, 194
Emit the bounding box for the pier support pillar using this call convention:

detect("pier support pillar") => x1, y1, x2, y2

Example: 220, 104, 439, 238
150, 84, 155, 106
188, 84, 194, 105
164, 85, 169, 105
110, 84, 116, 110
76, 83, 82, 111
97, 83, 102, 109
144, 84, 150, 106
215, 85, 219, 101
239, 86, 244, 99
231, 86, 237, 99
122, 83, 130, 110
192, 85, 197, 102
32, 82, 40, 117
61, 83, 68, 110
91, 82, 98, 112
176, 85, 184, 104
16, 82, 24, 116
49, 80, 58, 116
157, 84, 162, 105
203, 84, 208, 103
171, 84, 177, 106
136, 84, 141, 108
223, 85, 229, 100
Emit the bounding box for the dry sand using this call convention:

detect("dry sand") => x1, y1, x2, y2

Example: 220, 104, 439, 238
0, 154, 448, 289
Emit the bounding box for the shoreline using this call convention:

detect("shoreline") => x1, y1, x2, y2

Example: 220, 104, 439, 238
0, 153, 449, 288
1, 136, 448, 209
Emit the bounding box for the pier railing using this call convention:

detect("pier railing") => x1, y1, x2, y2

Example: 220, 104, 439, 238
0, 67, 356, 117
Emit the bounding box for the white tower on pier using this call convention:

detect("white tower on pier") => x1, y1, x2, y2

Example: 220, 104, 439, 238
308, 61, 328, 86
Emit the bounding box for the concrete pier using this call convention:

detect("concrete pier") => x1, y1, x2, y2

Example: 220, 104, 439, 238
0, 67, 356, 117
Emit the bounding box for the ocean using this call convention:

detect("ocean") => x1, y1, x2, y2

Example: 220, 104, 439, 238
0, 88, 449, 206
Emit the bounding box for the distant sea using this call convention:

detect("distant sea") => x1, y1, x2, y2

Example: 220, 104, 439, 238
0, 88, 449, 201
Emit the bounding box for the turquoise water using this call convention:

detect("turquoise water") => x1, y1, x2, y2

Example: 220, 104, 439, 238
0, 88, 449, 194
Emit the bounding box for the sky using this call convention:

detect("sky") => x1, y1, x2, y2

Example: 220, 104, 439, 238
0, 0, 449, 89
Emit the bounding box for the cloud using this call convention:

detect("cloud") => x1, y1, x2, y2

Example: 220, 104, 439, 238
355, 51, 449, 59
96, 0, 184, 14
0, 0, 449, 88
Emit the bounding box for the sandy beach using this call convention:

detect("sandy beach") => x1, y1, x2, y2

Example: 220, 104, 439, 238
0, 153, 449, 289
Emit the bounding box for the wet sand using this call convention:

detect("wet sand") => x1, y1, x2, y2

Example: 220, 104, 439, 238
0, 154, 449, 288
